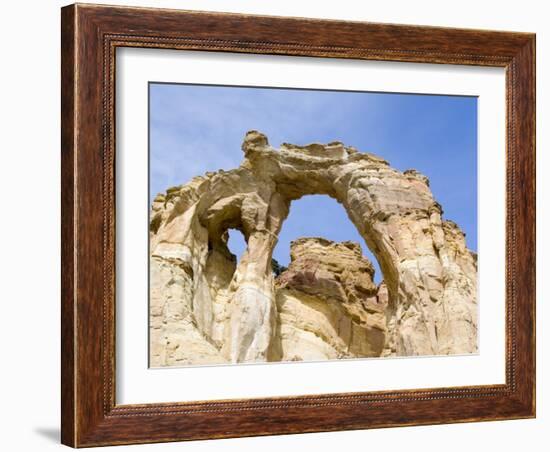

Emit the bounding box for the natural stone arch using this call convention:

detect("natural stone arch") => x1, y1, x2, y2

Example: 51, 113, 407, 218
149, 131, 477, 366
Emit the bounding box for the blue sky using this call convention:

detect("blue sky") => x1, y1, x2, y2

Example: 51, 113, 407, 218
150, 83, 477, 283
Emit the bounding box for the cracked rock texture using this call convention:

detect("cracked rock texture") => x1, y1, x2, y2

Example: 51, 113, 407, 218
273, 238, 387, 362
149, 131, 478, 367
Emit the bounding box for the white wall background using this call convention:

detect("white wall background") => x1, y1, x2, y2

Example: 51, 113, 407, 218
0, 1, 545, 450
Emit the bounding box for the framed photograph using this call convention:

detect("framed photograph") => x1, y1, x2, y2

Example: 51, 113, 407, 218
61, 3, 535, 447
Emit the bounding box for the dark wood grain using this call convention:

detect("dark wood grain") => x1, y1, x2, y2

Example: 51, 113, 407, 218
61, 3, 536, 447
60, 5, 76, 447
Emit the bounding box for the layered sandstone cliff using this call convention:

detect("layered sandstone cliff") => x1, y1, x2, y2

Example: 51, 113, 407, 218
149, 131, 478, 367
273, 238, 388, 362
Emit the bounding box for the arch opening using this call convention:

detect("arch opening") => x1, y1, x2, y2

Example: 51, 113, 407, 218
226, 228, 247, 264
274, 194, 384, 285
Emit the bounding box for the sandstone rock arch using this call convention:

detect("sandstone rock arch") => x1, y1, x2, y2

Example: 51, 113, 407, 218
149, 131, 477, 366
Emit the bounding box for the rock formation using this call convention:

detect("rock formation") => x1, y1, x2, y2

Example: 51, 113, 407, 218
149, 131, 478, 367
273, 238, 388, 362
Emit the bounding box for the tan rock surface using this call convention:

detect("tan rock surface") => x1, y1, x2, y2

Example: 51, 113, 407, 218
149, 131, 478, 367
273, 238, 387, 362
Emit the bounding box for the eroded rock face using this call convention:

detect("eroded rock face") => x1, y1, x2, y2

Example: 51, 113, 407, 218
149, 131, 477, 367
273, 238, 387, 361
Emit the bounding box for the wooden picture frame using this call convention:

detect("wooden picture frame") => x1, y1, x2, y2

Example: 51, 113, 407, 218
61, 3, 535, 447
